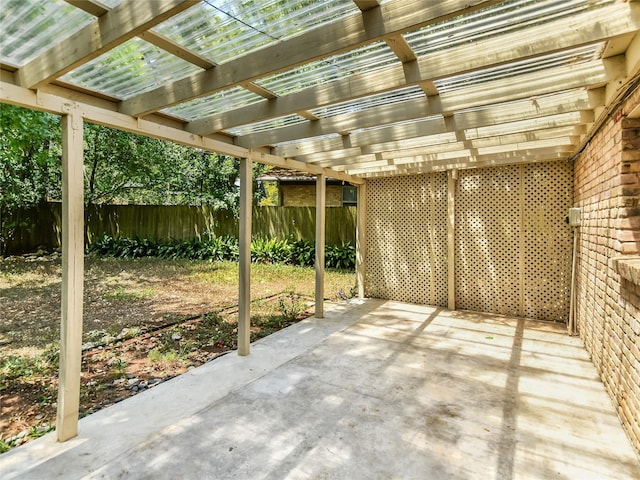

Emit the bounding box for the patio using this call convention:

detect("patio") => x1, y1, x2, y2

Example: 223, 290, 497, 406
2, 299, 638, 479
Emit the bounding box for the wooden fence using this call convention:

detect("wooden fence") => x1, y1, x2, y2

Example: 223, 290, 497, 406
2, 203, 357, 254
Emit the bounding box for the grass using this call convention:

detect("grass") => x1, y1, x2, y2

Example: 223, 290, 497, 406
1, 256, 357, 452
104, 286, 156, 302
188, 261, 356, 300
0, 343, 59, 385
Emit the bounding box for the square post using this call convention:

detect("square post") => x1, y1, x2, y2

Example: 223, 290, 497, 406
447, 169, 457, 311
356, 181, 367, 299
238, 158, 252, 356
315, 174, 326, 318
57, 111, 84, 442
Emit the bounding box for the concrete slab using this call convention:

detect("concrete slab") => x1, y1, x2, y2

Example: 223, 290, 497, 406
1, 299, 638, 479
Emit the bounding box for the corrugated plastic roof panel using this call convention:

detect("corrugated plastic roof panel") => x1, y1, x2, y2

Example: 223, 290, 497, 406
226, 113, 307, 136
60, 38, 202, 100
255, 41, 399, 96
0, 0, 93, 67
152, 0, 358, 64
162, 86, 265, 121
405, 0, 615, 57
310, 86, 425, 119
433, 44, 602, 94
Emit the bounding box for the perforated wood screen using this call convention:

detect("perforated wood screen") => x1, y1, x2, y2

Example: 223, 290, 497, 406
365, 173, 448, 306
365, 161, 573, 322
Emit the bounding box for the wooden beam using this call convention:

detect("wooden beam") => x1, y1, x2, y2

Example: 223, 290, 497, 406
18, 0, 199, 89
187, 2, 638, 135
355, 149, 569, 177
354, 0, 380, 11
356, 182, 367, 299
306, 126, 579, 167
315, 175, 326, 318
235, 61, 607, 148
447, 170, 456, 310
238, 157, 252, 356
0, 80, 363, 185
240, 82, 278, 100
57, 110, 84, 442
121, 0, 500, 116
385, 34, 417, 63
138, 31, 215, 70
273, 90, 589, 158
333, 100, 587, 153
64, 0, 109, 16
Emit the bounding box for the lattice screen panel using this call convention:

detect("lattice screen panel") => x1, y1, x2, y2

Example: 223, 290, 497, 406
455, 166, 522, 316
365, 173, 447, 306
363, 161, 572, 322
522, 162, 573, 321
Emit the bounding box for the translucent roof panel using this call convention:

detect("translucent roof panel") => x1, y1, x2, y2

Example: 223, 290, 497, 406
434, 44, 602, 94
153, 0, 359, 65
351, 115, 444, 135
310, 86, 425, 119
226, 113, 307, 136
465, 112, 582, 138
273, 133, 342, 148
0, 0, 93, 67
99, 0, 125, 8
405, 0, 615, 57
256, 42, 398, 96
162, 87, 265, 121
60, 38, 202, 100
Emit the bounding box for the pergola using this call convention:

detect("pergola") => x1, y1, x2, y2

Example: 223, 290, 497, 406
1, 0, 639, 443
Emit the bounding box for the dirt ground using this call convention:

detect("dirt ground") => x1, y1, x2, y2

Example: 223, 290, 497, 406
0, 254, 356, 451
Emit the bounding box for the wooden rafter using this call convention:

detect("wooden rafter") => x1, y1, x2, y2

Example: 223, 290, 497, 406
234, 61, 608, 148
120, 0, 500, 116
187, 2, 638, 136
17, 0, 199, 89
0, 79, 363, 185
273, 89, 590, 158
306, 126, 580, 167
353, 149, 572, 177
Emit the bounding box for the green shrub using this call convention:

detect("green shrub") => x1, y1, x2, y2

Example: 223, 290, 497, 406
88, 234, 355, 270
251, 237, 290, 264
289, 239, 315, 267
325, 243, 356, 270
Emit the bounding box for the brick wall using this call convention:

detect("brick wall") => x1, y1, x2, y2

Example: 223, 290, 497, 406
574, 91, 640, 455
281, 184, 342, 207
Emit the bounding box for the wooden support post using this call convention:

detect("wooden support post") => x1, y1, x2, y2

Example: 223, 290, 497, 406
57, 111, 84, 442
447, 169, 457, 311
238, 158, 252, 356
315, 174, 326, 318
356, 182, 367, 299
518, 164, 525, 318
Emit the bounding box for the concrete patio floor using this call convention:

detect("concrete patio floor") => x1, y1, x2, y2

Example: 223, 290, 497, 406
2, 299, 639, 479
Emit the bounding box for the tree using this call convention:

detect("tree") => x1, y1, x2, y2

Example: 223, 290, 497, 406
1, 103, 271, 253
0, 104, 61, 253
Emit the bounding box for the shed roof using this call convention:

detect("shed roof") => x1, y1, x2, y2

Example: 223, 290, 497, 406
1, 0, 639, 181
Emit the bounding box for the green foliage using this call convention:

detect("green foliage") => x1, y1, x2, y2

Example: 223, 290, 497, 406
277, 292, 307, 322
0, 105, 61, 254
0, 344, 59, 384
2, 105, 249, 244
202, 313, 237, 348
258, 180, 279, 206
251, 237, 291, 264
87, 234, 355, 269
289, 239, 315, 267
325, 242, 356, 270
